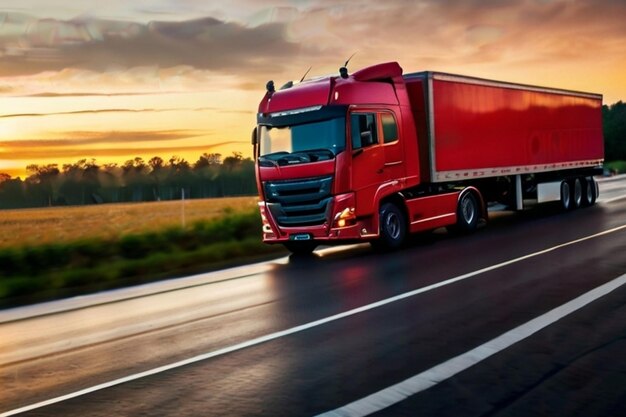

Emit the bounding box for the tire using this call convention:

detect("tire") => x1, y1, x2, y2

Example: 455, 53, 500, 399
560, 180, 571, 211
283, 241, 317, 256
583, 177, 597, 206
572, 178, 582, 209
454, 191, 479, 233
372, 202, 406, 251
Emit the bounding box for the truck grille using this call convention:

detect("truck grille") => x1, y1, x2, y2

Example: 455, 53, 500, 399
263, 176, 333, 226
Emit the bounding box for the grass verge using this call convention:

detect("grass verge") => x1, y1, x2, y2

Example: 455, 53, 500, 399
0, 209, 286, 309
605, 160, 626, 174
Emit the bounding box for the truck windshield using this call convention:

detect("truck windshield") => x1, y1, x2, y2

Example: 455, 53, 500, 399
259, 117, 345, 166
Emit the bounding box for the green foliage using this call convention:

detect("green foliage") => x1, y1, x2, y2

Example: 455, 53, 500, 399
119, 234, 154, 259
604, 160, 626, 174
0, 209, 285, 308
603, 101, 626, 161
0, 248, 21, 275
0, 276, 48, 299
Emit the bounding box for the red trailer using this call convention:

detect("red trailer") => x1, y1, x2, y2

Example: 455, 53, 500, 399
253, 62, 603, 254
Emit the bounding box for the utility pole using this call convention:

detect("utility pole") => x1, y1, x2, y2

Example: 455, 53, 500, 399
181, 187, 186, 228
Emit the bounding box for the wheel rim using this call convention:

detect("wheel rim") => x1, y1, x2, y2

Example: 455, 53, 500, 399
561, 182, 570, 209
460, 194, 475, 225
585, 181, 594, 204
384, 211, 401, 240
574, 179, 582, 207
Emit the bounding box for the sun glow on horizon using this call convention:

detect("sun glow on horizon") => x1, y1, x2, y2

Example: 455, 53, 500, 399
0, 87, 260, 178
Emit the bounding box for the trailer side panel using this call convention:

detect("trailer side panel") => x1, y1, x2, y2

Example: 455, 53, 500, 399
406, 72, 604, 182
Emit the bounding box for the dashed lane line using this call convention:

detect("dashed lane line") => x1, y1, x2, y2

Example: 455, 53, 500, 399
317, 272, 626, 416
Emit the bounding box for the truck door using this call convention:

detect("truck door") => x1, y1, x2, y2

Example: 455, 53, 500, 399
350, 112, 384, 215
380, 112, 404, 181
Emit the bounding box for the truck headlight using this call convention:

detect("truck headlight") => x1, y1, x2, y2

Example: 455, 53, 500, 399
259, 204, 273, 233
333, 207, 356, 228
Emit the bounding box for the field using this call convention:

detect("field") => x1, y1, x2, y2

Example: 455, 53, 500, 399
0, 197, 287, 307
0, 196, 259, 248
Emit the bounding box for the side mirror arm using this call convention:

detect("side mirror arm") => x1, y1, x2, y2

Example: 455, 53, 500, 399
352, 148, 364, 157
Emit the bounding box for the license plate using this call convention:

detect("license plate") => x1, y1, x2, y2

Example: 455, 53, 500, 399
290, 233, 312, 241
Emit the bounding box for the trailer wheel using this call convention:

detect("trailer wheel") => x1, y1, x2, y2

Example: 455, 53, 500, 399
560, 181, 571, 210
583, 177, 597, 206
284, 242, 317, 256
372, 202, 406, 251
572, 178, 582, 209
454, 191, 479, 233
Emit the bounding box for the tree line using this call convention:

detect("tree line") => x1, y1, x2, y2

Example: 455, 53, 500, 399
0, 152, 256, 209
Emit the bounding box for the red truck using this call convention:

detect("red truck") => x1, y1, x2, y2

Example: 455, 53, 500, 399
252, 62, 604, 254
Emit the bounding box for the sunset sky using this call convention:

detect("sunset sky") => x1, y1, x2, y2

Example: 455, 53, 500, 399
1, 0, 625, 178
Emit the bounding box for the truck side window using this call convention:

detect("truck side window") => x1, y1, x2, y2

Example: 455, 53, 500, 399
381, 113, 398, 143
351, 113, 378, 150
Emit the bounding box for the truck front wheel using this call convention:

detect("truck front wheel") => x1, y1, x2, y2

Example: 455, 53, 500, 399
372, 202, 406, 251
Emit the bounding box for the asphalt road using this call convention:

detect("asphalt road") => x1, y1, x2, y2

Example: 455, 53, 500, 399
1, 176, 626, 417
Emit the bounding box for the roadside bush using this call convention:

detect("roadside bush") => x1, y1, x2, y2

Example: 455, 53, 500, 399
1, 276, 48, 299
0, 248, 22, 276
22, 246, 49, 273
21, 244, 72, 272
44, 244, 72, 268
605, 160, 626, 174
71, 240, 109, 268
192, 210, 261, 244
119, 234, 153, 259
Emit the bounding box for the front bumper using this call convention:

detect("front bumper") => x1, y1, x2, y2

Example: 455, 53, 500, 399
259, 193, 377, 244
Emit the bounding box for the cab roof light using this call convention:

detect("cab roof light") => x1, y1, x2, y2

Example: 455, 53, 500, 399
270, 105, 322, 118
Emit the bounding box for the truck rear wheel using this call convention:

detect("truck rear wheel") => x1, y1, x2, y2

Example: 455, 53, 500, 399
572, 178, 582, 209
560, 181, 571, 210
372, 202, 406, 251
453, 191, 479, 233
583, 177, 597, 206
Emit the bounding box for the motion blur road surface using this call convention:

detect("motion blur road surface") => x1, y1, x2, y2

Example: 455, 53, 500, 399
1, 176, 626, 417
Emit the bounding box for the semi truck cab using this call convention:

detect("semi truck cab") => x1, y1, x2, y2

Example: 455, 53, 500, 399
253, 62, 429, 253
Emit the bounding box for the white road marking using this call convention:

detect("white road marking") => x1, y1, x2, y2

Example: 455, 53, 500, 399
317, 272, 626, 417
2, 224, 625, 416
0, 256, 290, 324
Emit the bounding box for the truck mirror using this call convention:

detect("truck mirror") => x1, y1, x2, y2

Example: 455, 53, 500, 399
360, 131, 373, 146
251, 127, 258, 146
251, 127, 259, 160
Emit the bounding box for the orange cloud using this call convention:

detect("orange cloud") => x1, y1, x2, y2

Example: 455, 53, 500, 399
0, 107, 241, 119
0, 141, 247, 160
0, 130, 207, 147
